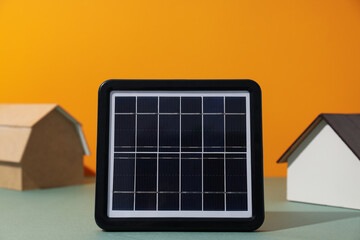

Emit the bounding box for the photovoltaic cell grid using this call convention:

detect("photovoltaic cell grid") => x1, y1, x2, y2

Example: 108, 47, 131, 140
111, 95, 249, 212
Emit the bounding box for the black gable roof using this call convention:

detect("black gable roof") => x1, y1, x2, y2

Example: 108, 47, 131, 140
277, 114, 360, 163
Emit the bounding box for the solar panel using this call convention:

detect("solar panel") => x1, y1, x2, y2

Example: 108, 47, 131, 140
96, 80, 264, 231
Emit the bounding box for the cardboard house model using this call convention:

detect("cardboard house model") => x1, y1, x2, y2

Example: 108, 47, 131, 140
0, 104, 89, 190
277, 114, 360, 210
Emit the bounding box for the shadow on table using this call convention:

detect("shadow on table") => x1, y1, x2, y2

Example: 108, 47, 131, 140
260, 211, 360, 231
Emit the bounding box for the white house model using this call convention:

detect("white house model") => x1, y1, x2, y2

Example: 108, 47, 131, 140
277, 114, 360, 210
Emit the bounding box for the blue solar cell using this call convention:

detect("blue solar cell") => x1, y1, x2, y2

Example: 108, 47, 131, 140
181, 97, 201, 113
137, 97, 158, 113
160, 97, 180, 113
203, 97, 224, 113
113, 173, 134, 192
181, 154, 202, 192
159, 115, 179, 152
113, 193, 134, 210
204, 115, 224, 152
113, 154, 135, 191
137, 115, 157, 152
227, 175, 247, 192
114, 115, 135, 152
225, 97, 246, 113
226, 154, 247, 176
158, 193, 179, 210
203, 154, 224, 192
158, 154, 179, 191
135, 154, 157, 191
226, 193, 247, 211
135, 193, 156, 210
226, 154, 247, 192
181, 193, 202, 210
204, 193, 224, 211
226, 115, 246, 152
115, 97, 135, 113
181, 115, 202, 152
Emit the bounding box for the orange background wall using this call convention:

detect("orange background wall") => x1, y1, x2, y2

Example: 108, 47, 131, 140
1, 0, 360, 176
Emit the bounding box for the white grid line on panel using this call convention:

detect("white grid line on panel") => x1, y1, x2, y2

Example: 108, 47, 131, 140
116, 151, 246, 154
179, 97, 182, 210
115, 112, 245, 115
116, 146, 246, 149
108, 94, 115, 216
114, 191, 247, 194
156, 97, 160, 211
245, 94, 252, 217
223, 96, 227, 211
133, 97, 138, 211
201, 96, 204, 211
115, 156, 246, 160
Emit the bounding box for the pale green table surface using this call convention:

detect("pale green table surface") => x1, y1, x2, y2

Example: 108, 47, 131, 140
0, 178, 359, 240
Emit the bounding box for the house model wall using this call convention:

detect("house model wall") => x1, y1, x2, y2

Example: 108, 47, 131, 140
278, 114, 360, 210
0, 104, 89, 190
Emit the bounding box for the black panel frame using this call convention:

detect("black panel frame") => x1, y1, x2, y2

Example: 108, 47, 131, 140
96, 79, 264, 231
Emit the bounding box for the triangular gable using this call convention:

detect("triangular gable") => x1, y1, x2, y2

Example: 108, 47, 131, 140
277, 114, 360, 163
322, 114, 360, 161
55, 106, 90, 156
